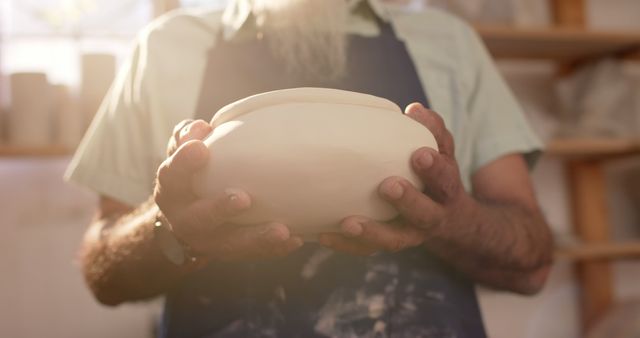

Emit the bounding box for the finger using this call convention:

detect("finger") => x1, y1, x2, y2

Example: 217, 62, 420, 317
411, 147, 463, 203
172, 119, 194, 138
168, 119, 193, 156
340, 217, 425, 253
186, 188, 251, 229
379, 177, 443, 228
404, 103, 454, 156
168, 120, 212, 156
178, 120, 212, 144
210, 223, 304, 261
156, 140, 209, 204
318, 233, 378, 256
404, 103, 431, 126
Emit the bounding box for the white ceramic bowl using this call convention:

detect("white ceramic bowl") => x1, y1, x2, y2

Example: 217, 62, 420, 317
193, 88, 438, 236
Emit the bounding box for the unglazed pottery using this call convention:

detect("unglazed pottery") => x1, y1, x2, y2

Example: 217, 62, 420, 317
193, 88, 438, 236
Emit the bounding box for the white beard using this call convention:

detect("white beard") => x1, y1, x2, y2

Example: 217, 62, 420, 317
253, 0, 350, 80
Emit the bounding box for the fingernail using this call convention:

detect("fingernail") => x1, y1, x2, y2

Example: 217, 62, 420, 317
225, 189, 238, 201
415, 149, 434, 169
381, 180, 404, 200
404, 102, 424, 115
179, 123, 192, 140
225, 188, 250, 210
342, 221, 363, 237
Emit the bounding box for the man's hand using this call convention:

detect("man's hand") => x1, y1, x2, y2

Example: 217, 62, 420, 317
318, 103, 467, 255
80, 119, 305, 306
155, 119, 303, 261
319, 103, 553, 295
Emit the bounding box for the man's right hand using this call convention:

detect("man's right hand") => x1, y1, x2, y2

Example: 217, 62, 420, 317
154, 119, 303, 262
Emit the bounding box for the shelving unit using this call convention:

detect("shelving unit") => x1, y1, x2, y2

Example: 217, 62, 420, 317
542, 137, 640, 331
546, 138, 640, 158
2, 1, 640, 159
558, 241, 640, 261
476, 25, 640, 62
0, 145, 71, 157
476, 0, 640, 334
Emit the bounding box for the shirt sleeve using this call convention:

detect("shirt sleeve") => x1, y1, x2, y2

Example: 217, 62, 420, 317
65, 36, 157, 207
461, 24, 543, 173
65, 10, 223, 206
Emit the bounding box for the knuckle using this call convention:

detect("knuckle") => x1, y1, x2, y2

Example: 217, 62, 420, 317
443, 131, 455, 153
445, 130, 455, 145
417, 207, 442, 228
431, 111, 445, 127
438, 175, 460, 200
153, 184, 167, 207
401, 190, 422, 210
156, 162, 171, 186
408, 209, 430, 227
166, 138, 178, 156
400, 206, 420, 225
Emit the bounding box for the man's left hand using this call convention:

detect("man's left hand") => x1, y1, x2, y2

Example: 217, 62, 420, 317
318, 103, 472, 256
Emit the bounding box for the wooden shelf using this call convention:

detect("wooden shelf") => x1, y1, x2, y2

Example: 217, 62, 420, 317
476, 25, 640, 62
557, 241, 640, 261
0, 145, 72, 157
546, 138, 640, 159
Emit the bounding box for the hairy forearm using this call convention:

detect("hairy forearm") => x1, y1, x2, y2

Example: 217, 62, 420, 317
81, 199, 190, 305
425, 197, 554, 294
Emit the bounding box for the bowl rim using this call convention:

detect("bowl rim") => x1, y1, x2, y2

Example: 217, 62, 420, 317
209, 87, 402, 128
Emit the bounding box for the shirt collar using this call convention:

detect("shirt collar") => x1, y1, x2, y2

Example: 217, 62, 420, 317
221, 0, 390, 40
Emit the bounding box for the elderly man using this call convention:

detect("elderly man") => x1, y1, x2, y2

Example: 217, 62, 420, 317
66, 0, 553, 337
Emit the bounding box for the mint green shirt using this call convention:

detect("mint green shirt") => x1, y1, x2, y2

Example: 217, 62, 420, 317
66, 0, 541, 206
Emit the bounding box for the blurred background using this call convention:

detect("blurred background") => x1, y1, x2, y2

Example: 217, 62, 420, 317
1, 0, 639, 337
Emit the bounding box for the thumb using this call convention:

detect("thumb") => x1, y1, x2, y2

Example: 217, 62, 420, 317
411, 147, 462, 203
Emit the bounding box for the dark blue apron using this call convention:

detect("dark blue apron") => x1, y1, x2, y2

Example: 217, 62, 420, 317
161, 21, 487, 338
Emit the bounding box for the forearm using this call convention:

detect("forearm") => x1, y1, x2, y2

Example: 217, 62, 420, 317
425, 196, 554, 294
81, 198, 191, 305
